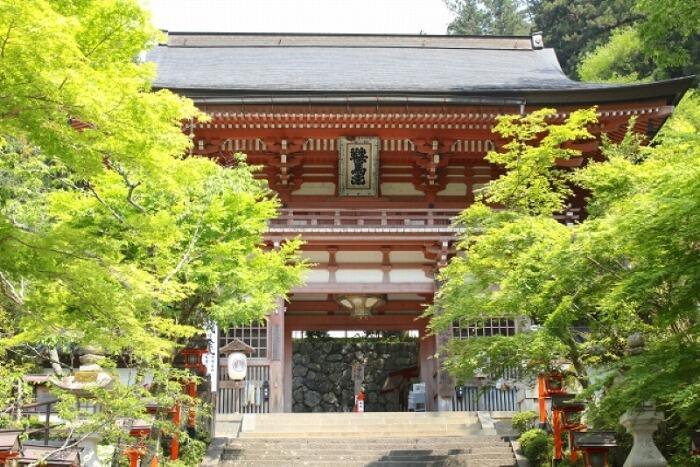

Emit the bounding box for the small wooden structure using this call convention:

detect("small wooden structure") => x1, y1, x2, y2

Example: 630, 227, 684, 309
572, 431, 618, 467
219, 339, 255, 357
0, 430, 22, 465
17, 444, 81, 467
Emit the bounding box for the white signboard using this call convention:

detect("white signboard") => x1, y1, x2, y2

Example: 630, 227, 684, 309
206, 325, 218, 392
227, 352, 248, 381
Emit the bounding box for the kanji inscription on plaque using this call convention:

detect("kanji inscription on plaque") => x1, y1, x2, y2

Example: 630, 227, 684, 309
338, 137, 380, 196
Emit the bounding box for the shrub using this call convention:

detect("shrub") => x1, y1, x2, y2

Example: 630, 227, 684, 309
512, 411, 538, 434
519, 428, 551, 466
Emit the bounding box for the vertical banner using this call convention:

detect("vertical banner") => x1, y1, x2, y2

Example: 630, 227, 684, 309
205, 324, 218, 392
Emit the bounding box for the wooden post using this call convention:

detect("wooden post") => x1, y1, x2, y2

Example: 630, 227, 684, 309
537, 375, 548, 426
283, 326, 293, 412
125, 448, 140, 467
170, 404, 180, 460
186, 381, 197, 429
419, 329, 437, 412
267, 298, 286, 412
432, 276, 454, 412
553, 409, 563, 460
435, 328, 455, 411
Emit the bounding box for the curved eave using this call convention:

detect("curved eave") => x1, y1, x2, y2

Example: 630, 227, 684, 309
155, 76, 694, 107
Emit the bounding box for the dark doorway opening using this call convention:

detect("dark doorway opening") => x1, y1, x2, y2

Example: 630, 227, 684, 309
291, 330, 420, 412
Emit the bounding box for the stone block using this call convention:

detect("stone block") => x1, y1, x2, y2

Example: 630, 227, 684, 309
304, 390, 322, 408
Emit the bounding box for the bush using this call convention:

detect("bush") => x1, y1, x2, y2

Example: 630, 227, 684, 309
519, 428, 551, 466
512, 411, 538, 434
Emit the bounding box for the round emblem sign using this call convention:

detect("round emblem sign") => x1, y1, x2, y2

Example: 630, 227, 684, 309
227, 352, 247, 380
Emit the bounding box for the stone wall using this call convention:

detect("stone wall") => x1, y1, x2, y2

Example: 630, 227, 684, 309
292, 337, 418, 412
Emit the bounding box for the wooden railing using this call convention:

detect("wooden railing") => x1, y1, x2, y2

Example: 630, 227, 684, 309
268, 207, 581, 231
3, 399, 58, 445
269, 208, 461, 230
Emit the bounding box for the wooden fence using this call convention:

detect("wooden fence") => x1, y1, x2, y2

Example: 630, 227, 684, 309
216, 362, 270, 414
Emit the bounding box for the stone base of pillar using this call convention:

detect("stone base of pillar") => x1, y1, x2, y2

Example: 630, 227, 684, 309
437, 397, 453, 412
78, 433, 102, 467
620, 405, 668, 467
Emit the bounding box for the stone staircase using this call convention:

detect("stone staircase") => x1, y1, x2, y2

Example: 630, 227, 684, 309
207, 412, 516, 466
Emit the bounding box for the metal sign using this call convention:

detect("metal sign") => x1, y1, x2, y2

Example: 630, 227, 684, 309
227, 352, 248, 381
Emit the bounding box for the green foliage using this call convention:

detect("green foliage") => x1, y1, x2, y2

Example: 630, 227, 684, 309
445, 0, 531, 35
578, 27, 654, 83
530, 0, 640, 76
511, 410, 538, 434
0, 0, 304, 451
165, 433, 208, 466
431, 92, 700, 461
635, 0, 700, 77
519, 428, 551, 465
483, 108, 597, 215
575, 0, 699, 81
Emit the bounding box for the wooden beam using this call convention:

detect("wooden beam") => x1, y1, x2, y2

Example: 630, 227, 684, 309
307, 262, 433, 270
195, 127, 500, 141
286, 314, 430, 331
291, 282, 435, 294
287, 300, 430, 313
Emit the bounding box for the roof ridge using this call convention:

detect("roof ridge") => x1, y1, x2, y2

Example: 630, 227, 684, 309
159, 45, 542, 51
164, 32, 536, 50
164, 31, 534, 39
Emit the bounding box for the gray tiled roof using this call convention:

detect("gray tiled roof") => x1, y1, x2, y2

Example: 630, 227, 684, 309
148, 45, 589, 93
147, 33, 694, 104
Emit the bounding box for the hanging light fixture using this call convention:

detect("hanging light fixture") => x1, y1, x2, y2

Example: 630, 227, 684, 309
336, 294, 385, 318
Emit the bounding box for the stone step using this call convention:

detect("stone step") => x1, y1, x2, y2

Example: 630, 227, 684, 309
224, 446, 512, 459
225, 443, 511, 449
226, 440, 510, 448
243, 423, 478, 432
226, 444, 512, 452
223, 457, 515, 465
226, 436, 507, 443
225, 446, 512, 453
238, 430, 482, 439
251, 418, 478, 426
228, 413, 478, 424
219, 461, 515, 467
222, 448, 513, 461
211, 413, 516, 466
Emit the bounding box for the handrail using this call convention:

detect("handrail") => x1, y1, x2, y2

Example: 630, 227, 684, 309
269, 208, 461, 229
268, 207, 580, 230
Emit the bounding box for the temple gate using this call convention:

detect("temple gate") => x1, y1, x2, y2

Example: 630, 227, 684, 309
147, 31, 692, 414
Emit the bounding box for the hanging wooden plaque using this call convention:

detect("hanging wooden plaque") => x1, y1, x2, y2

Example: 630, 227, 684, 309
338, 137, 380, 196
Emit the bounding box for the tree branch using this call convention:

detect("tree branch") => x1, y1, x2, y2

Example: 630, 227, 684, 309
0, 20, 14, 59
110, 163, 146, 213
0, 270, 24, 305
83, 182, 127, 224
162, 222, 202, 286
0, 234, 99, 262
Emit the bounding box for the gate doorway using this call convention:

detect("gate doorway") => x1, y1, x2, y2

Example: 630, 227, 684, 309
291, 330, 420, 412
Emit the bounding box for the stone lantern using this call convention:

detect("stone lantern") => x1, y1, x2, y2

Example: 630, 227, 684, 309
51, 346, 113, 467
620, 405, 668, 467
